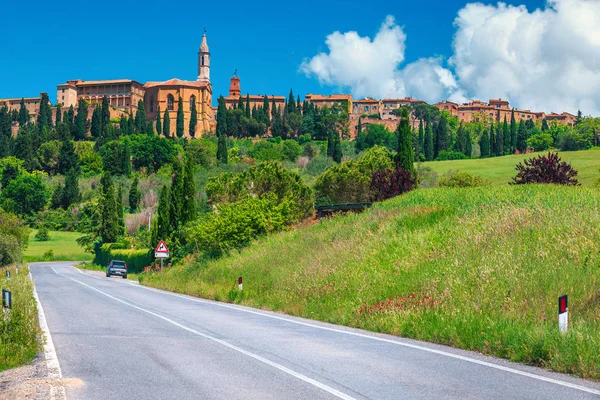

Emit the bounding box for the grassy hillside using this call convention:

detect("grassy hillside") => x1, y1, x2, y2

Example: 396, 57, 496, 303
142, 185, 600, 380
23, 230, 92, 262
420, 148, 600, 186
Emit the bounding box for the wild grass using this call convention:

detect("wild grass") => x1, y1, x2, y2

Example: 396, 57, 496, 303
141, 185, 600, 380
23, 230, 92, 262
420, 148, 600, 186
0, 265, 40, 371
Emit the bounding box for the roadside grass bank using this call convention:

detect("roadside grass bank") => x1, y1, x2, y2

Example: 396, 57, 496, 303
77, 263, 139, 281
23, 230, 93, 262
141, 185, 600, 380
0, 265, 40, 372
420, 148, 600, 186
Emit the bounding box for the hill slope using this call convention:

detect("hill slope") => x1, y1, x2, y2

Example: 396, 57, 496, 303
420, 148, 600, 185
142, 185, 600, 380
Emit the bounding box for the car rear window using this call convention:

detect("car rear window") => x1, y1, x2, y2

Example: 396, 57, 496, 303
112, 261, 125, 266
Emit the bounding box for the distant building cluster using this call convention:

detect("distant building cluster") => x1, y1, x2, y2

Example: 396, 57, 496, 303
0, 31, 579, 139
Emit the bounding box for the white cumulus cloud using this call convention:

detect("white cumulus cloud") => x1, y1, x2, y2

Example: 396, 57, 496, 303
300, 16, 463, 103
452, 0, 600, 115
302, 0, 600, 115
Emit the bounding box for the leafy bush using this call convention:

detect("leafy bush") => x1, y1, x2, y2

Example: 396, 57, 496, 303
35, 227, 50, 241
370, 167, 415, 202
356, 146, 394, 176
315, 161, 371, 205
248, 141, 281, 161
303, 143, 318, 159
281, 140, 301, 162
185, 139, 216, 167
435, 150, 468, 161
415, 165, 438, 188
438, 170, 488, 188
93, 242, 152, 273
0, 211, 28, 266
355, 124, 396, 152
185, 194, 295, 257
511, 152, 579, 186
0, 171, 49, 216
557, 131, 592, 151
298, 134, 312, 145
526, 133, 554, 152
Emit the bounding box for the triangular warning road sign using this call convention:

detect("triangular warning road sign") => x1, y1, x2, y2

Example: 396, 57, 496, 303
155, 240, 169, 253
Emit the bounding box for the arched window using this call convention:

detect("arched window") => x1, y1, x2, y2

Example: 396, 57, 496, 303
201, 56, 205, 66
149, 96, 154, 112
189, 95, 196, 109
167, 94, 174, 111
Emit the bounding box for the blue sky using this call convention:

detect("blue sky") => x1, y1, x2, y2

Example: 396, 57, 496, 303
0, 0, 564, 107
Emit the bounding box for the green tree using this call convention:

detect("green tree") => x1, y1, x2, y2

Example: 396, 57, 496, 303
424, 117, 434, 161
91, 106, 102, 138
163, 108, 171, 138
216, 96, 228, 137
517, 120, 528, 152
237, 96, 245, 113
480, 126, 491, 158
117, 184, 125, 234
510, 109, 517, 152
169, 159, 184, 231
489, 123, 497, 156
263, 95, 271, 125
14, 128, 38, 171
181, 158, 196, 225
395, 108, 414, 173
418, 119, 424, 156
58, 139, 80, 174
434, 114, 449, 158
189, 98, 197, 138
503, 116, 510, 154
37, 93, 52, 131
55, 103, 62, 126
176, 97, 184, 138
127, 114, 135, 135
18, 98, 29, 126
61, 168, 81, 209
0, 172, 49, 216
152, 185, 171, 245
99, 173, 120, 243
128, 176, 141, 211
217, 133, 228, 164
287, 89, 296, 114
245, 95, 251, 119
0, 157, 24, 189
155, 106, 162, 136
101, 96, 111, 133
75, 98, 88, 140
135, 100, 146, 133
496, 121, 504, 156
541, 119, 549, 131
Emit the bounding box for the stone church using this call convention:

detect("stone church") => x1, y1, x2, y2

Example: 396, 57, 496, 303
56, 32, 214, 137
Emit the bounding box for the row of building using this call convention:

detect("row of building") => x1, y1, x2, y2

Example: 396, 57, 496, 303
0, 31, 579, 139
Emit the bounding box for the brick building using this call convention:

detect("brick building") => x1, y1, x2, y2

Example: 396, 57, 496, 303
0, 93, 48, 116
223, 75, 285, 116
304, 94, 352, 114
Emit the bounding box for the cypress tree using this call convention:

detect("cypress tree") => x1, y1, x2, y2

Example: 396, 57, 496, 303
55, 103, 62, 126
101, 96, 110, 133
58, 139, 80, 174
189, 98, 197, 138
263, 95, 270, 125
126, 114, 134, 135
153, 185, 171, 244
517, 120, 528, 153
146, 120, 154, 135
503, 116, 510, 154
217, 133, 228, 164
418, 119, 424, 156
480, 127, 490, 158
176, 97, 184, 138
119, 115, 127, 133
99, 173, 120, 243
357, 117, 362, 137
169, 159, 184, 230
122, 137, 131, 176
163, 108, 171, 137
216, 96, 228, 136
181, 158, 196, 224
135, 100, 146, 133
245, 95, 251, 120
18, 98, 29, 126
287, 89, 296, 114
541, 119, 549, 131
465, 129, 472, 158
67, 105, 76, 139
91, 106, 102, 138
332, 132, 342, 163
14, 128, 37, 171
75, 98, 88, 140
510, 109, 517, 153
155, 106, 162, 135
434, 114, 449, 158
37, 93, 52, 131
496, 121, 504, 156
128, 176, 141, 212
297, 95, 301, 114
395, 108, 414, 174
454, 124, 465, 154
238, 96, 245, 113
117, 185, 125, 234
489, 123, 496, 156
424, 117, 434, 161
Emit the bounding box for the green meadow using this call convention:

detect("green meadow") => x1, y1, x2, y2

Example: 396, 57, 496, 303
23, 230, 93, 262
142, 185, 600, 380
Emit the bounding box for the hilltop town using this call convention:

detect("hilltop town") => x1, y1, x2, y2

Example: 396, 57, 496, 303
0, 32, 579, 139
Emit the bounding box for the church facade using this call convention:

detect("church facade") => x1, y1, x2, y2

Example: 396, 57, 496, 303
55, 32, 214, 137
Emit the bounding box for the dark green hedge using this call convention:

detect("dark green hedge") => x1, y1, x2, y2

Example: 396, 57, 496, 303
93, 243, 152, 273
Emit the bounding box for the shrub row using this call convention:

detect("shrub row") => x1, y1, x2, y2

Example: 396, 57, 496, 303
93, 242, 152, 273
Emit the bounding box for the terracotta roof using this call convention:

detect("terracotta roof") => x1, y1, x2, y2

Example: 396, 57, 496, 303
354, 98, 380, 104
76, 79, 142, 86
382, 97, 425, 103
0, 97, 42, 102
305, 94, 352, 101
435, 100, 459, 106
144, 78, 209, 88
489, 98, 509, 103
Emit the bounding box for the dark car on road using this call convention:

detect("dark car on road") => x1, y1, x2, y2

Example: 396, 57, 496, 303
106, 260, 127, 279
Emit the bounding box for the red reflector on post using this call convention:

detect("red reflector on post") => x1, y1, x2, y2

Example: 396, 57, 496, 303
238, 276, 243, 285
558, 295, 568, 314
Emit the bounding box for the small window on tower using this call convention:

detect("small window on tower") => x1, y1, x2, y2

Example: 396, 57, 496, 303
167, 95, 174, 111
202, 56, 205, 66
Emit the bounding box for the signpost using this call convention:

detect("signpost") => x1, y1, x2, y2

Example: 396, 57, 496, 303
154, 240, 170, 272
238, 276, 243, 291
558, 295, 568, 333
2, 289, 11, 310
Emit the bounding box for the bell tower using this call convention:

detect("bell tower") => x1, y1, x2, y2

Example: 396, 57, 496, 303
229, 72, 241, 98
197, 29, 210, 82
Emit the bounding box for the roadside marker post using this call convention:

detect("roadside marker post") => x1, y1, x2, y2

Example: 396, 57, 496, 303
2, 289, 11, 310
5, 270, 10, 281
558, 295, 568, 333
238, 276, 243, 291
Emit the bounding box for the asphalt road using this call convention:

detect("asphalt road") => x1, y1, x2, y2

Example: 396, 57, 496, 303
30, 262, 600, 400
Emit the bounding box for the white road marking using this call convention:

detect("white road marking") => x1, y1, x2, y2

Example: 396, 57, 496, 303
31, 271, 66, 400
67, 265, 600, 397
53, 268, 357, 400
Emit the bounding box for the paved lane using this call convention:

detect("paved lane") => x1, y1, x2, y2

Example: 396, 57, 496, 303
30, 262, 600, 400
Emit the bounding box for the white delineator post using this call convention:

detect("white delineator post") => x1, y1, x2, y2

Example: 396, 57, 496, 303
558, 295, 568, 333
238, 276, 243, 291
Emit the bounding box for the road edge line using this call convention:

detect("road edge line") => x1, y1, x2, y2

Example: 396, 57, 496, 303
30, 270, 66, 400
